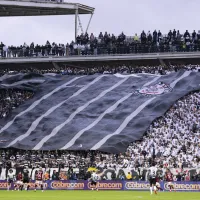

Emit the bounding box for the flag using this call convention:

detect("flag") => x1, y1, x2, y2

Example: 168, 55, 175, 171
0, 71, 199, 153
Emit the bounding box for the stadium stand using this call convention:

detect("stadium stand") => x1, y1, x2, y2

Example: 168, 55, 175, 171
1, 30, 200, 57
0, 65, 199, 182
0, 64, 200, 76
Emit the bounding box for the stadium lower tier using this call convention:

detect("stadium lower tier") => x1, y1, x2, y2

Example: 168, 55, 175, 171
0, 69, 199, 174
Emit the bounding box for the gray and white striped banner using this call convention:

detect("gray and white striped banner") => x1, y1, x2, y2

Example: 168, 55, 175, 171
0, 71, 199, 153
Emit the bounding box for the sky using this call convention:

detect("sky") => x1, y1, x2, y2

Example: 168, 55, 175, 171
1, 0, 200, 46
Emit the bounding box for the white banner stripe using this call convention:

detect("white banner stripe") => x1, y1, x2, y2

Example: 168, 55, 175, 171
90, 97, 156, 150
61, 93, 133, 150
6, 75, 105, 148
170, 71, 191, 88
137, 73, 162, 77
143, 76, 161, 87
114, 73, 141, 78
0, 76, 84, 134
33, 77, 130, 150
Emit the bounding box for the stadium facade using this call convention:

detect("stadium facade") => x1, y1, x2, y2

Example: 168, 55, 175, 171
0, 1, 200, 152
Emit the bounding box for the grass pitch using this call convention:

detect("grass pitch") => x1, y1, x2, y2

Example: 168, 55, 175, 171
0, 190, 199, 200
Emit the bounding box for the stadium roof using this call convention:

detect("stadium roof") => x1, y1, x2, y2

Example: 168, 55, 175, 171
0, 0, 95, 17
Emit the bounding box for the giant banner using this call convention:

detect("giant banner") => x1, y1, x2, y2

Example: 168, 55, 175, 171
0, 71, 200, 153
0, 180, 199, 191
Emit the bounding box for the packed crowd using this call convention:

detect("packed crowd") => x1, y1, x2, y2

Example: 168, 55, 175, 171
127, 91, 200, 168
0, 91, 199, 181
0, 89, 34, 118
0, 65, 199, 181
1, 29, 200, 57
1, 64, 200, 77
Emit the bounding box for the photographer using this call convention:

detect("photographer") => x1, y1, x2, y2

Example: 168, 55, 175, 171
111, 171, 116, 180
52, 170, 59, 180
176, 173, 182, 181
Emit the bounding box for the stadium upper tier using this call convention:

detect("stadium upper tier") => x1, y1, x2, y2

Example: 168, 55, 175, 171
0, 30, 200, 60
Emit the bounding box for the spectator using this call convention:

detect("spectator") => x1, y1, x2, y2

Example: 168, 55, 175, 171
173, 29, 176, 39
111, 171, 116, 180
141, 30, 146, 44
44, 171, 50, 180
133, 33, 139, 42
153, 30, 157, 44
119, 173, 125, 180
176, 173, 182, 181
168, 30, 173, 40
126, 172, 132, 180
1, 29, 200, 56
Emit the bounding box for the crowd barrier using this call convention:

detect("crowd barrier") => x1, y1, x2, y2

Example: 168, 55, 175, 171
0, 180, 199, 191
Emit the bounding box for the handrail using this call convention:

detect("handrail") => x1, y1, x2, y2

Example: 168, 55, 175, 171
1, 45, 200, 59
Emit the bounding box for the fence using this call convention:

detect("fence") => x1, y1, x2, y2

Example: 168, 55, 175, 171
1, 167, 199, 181
0, 180, 199, 191
1, 44, 200, 59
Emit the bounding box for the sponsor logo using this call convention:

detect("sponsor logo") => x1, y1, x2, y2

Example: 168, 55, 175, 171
29, 182, 48, 189
164, 182, 200, 191
0, 182, 48, 190
134, 82, 172, 96
59, 171, 67, 180
125, 182, 150, 190
88, 182, 122, 190
0, 182, 8, 189
51, 181, 85, 190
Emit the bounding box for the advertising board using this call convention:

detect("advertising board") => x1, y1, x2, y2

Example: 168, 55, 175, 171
0, 180, 199, 191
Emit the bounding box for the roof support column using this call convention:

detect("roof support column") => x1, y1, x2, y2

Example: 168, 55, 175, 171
85, 12, 94, 34
75, 5, 78, 42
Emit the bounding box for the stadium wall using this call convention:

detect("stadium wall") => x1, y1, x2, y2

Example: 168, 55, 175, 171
0, 180, 199, 191
0, 167, 199, 181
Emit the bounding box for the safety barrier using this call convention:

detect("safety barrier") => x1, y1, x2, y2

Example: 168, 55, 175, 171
0, 180, 200, 191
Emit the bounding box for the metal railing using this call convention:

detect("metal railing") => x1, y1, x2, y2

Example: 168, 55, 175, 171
1, 44, 200, 59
